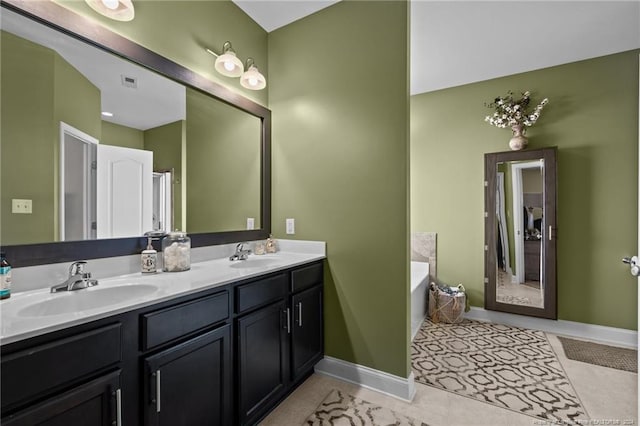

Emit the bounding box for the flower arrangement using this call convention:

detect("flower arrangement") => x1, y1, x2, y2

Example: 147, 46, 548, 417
484, 91, 548, 129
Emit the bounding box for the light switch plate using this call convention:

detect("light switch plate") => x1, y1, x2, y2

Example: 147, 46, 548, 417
286, 218, 295, 235
246, 217, 255, 230
12, 199, 32, 214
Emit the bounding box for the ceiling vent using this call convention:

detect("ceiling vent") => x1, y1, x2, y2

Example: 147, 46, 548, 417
121, 74, 137, 89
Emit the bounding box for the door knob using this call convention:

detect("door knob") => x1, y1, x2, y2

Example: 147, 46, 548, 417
622, 256, 640, 277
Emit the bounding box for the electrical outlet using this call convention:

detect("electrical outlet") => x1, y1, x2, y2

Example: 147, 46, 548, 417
12, 199, 32, 214
286, 218, 295, 235
246, 217, 255, 230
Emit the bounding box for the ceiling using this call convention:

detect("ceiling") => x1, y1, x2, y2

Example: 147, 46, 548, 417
4, 1, 637, 131
2, 8, 186, 131
233, 0, 640, 95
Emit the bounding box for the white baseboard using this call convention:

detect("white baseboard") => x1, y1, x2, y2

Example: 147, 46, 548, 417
314, 356, 416, 402
466, 307, 638, 349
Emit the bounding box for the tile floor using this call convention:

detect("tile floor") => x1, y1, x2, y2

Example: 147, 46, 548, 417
262, 333, 638, 426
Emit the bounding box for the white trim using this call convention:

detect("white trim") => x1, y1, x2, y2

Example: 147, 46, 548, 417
496, 172, 512, 276
314, 356, 416, 402
511, 160, 542, 284
466, 306, 637, 349
59, 122, 99, 241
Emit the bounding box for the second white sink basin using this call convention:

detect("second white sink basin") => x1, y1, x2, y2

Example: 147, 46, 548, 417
17, 284, 159, 317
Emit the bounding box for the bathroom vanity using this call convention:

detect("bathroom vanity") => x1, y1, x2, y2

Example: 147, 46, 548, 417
0, 255, 324, 425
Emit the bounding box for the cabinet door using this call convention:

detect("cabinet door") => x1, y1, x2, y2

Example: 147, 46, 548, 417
291, 285, 323, 380
237, 300, 289, 425
144, 325, 231, 426
2, 370, 121, 426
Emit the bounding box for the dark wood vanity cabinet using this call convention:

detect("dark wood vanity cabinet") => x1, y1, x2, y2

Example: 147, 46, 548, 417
1, 260, 324, 426
291, 285, 323, 379
141, 289, 232, 426
237, 299, 290, 425
2, 370, 122, 426
144, 326, 232, 426
236, 263, 324, 425
1, 323, 124, 425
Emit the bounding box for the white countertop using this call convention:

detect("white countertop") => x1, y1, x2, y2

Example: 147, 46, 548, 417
1, 243, 325, 346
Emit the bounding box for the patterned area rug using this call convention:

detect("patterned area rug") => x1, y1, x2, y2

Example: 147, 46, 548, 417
558, 336, 638, 373
412, 319, 587, 423
304, 389, 428, 426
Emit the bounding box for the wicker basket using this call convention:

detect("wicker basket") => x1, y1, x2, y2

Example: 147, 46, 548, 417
428, 282, 466, 324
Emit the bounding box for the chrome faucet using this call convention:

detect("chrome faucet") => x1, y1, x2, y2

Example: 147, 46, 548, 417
50, 261, 99, 293
229, 243, 251, 261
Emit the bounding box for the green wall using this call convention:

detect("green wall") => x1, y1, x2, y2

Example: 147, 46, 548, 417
144, 121, 185, 232
102, 121, 144, 150
56, 0, 268, 106
411, 50, 639, 330
1, 31, 100, 245
268, 1, 410, 377
185, 88, 261, 233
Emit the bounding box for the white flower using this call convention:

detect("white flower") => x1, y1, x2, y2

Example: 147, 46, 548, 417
484, 91, 548, 129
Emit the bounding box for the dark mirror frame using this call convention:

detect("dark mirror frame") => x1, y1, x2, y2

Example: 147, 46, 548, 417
484, 147, 557, 319
1, 0, 271, 267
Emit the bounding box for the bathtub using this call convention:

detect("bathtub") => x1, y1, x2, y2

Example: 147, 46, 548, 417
411, 261, 430, 340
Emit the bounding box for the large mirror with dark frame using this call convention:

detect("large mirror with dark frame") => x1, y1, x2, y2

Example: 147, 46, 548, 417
0, 0, 271, 267
484, 148, 557, 319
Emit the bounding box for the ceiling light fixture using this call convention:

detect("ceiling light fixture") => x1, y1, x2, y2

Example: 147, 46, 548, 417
240, 58, 266, 91
85, 0, 135, 21
213, 41, 244, 78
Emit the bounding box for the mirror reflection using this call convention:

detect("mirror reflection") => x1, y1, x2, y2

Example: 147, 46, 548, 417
495, 160, 544, 309
1, 9, 261, 246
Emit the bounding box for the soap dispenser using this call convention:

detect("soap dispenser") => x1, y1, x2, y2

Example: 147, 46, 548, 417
266, 234, 277, 254
141, 236, 158, 274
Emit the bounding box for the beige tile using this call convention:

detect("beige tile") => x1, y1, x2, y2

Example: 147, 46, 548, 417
547, 333, 638, 424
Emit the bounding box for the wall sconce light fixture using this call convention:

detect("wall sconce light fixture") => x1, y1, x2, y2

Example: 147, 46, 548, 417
85, 0, 135, 21
207, 42, 266, 91
240, 59, 266, 91
213, 42, 244, 77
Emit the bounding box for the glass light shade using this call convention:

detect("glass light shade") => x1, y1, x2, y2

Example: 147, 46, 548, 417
102, 0, 119, 10
85, 0, 135, 21
214, 52, 244, 78
240, 65, 266, 90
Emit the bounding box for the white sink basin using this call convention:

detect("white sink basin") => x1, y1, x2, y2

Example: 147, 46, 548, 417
228, 258, 277, 269
17, 284, 158, 317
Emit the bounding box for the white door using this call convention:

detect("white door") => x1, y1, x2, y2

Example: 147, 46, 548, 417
96, 145, 153, 238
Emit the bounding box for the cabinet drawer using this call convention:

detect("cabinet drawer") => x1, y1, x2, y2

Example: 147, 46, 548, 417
142, 291, 229, 351
1, 323, 121, 411
291, 262, 323, 293
235, 274, 288, 314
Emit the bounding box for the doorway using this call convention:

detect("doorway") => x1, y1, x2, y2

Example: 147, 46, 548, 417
59, 122, 98, 241
152, 170, 173, 234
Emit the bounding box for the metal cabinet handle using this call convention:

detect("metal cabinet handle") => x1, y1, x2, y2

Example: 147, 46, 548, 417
297, 302, 303, 327
115, 388, 122, 426
286, 308, 291, 334
549, 225, 553, 241
152, 370, 161, 413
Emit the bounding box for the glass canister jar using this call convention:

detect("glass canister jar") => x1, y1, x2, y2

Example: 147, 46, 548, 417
162, 232, 191, 272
